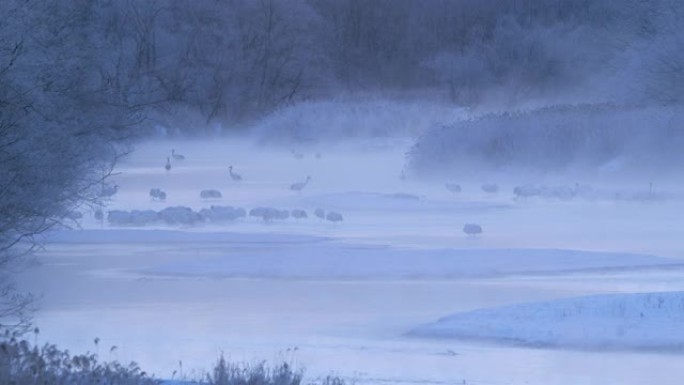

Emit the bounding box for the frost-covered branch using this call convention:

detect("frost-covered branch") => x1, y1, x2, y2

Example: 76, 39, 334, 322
0, 0, 153, 331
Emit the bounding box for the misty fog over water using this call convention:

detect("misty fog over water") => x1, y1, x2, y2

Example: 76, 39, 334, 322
2, 1, 684, 385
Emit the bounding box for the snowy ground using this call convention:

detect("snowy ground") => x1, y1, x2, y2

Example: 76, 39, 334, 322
410, 291, 684, 350
17, 137, 684, 385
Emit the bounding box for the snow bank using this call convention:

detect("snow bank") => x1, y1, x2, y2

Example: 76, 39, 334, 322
409, 291, 684, 351
408, 104, 684, 177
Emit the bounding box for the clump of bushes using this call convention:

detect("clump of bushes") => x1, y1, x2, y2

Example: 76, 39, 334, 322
0, 329, 348, 385
207, 357, 301, 385
0, 329, 157, 385
204, 356, 347, 385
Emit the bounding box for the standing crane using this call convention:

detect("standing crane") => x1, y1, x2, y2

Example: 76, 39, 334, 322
290, 176, 311, 192
229, 165, 243, 181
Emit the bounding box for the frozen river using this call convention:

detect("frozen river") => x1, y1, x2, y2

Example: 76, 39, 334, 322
19, 240, 684, 385
16, 138, 684, 384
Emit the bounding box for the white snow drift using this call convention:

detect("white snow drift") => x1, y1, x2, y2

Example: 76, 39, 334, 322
409, 291, 684, 351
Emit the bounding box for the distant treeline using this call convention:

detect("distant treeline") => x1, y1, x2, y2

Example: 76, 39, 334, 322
2, 0, 683, 132
408, 104, 684, 177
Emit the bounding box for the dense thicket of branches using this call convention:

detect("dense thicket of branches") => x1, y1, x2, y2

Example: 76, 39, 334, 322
0, 0, 681, 341
1, 1, 683, 316
0, 0, 148, 329
3, 0, 676, 133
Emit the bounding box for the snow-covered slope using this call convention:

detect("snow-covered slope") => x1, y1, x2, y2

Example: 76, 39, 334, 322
409, 291, 684, 350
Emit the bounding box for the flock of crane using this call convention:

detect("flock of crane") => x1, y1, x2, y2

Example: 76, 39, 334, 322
151, 148, 495, 234
106, 204, 344, 227
91, 147, 664, 237
164, 148, 312, 193
100, 148, 342, 227
128, 147, 656, 234
162, 149, 583, 202
163, 148, 585, 202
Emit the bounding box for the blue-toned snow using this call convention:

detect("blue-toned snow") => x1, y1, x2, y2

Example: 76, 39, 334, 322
19, 134, 684, 385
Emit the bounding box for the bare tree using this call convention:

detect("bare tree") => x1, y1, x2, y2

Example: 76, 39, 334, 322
0, 0, 148, 332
